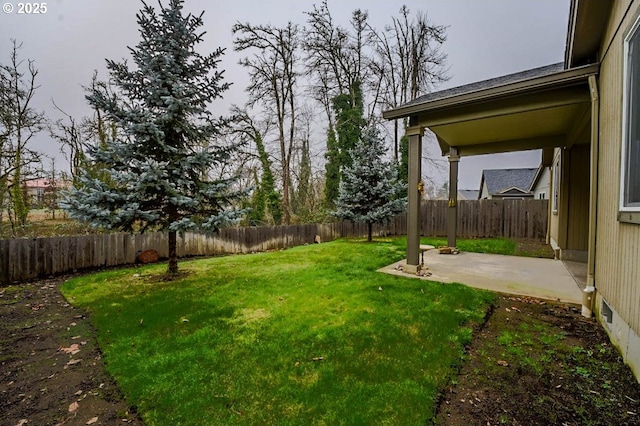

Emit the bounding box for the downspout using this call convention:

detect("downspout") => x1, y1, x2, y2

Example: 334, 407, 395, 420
583, 74, 599, 317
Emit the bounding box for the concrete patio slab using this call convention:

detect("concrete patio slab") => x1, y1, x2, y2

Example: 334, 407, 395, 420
380, 250, 583, 305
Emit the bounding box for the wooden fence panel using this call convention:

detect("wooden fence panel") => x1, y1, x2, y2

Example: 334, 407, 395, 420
0, 240, 9, 283
1, 199, 548, 284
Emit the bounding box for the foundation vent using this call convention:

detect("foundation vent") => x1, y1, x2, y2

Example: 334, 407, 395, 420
601, 299, 613, 324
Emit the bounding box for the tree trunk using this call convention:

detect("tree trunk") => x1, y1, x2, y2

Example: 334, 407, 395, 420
168, 230, 178, 275
368, 222, 373, 242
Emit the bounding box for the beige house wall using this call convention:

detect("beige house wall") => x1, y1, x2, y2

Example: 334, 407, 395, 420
532, 166, 550, 200
566, 143, 590, 254
548, 143, 589, 260
479, 183, 490, 199
594, 0, 640, 372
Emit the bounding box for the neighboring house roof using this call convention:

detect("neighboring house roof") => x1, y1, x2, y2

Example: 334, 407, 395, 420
480, 168, 538, 197
497, 187, 531, 196
24, 179, 50, 189
21, 178, 71, 190
458, 190, 479, 200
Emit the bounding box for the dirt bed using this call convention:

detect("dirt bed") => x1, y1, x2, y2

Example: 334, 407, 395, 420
0, 277, 142, 426
1, 277, 639, 426
436, 296, 640, 425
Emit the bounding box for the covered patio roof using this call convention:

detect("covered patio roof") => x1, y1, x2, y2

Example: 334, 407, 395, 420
382, 59, 600, 279
382, 62, 599, 156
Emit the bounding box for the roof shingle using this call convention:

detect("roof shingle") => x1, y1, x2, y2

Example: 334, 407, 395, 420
482, 168, 538, 195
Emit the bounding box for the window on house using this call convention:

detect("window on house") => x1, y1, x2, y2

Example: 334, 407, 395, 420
622, 16, 640, 211
538, 192, 546, 200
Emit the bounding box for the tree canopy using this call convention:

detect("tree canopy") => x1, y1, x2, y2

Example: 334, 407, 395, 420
334, 127, 406, 241
62, 0, 243, 274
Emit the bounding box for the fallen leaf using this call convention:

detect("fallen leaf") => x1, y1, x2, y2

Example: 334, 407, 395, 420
86, 417, 98, 425
66, 359, 82, 366
69, 401, 79, 413
497, 360, 509, 367
16, 419, 28, 426
378, 286, 383, 291
60, 344, 81, 355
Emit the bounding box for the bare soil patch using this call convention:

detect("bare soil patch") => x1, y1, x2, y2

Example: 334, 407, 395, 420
0, 277, 142, 426
514, 239, 555, 258
436, 296, 640, 425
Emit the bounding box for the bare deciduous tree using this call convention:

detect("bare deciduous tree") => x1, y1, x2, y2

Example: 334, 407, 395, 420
233, 21, 300, 224
228, 105, 282, 225
371, 5, 449, 161
303, 1, 374, 123
0, 40, 46, 233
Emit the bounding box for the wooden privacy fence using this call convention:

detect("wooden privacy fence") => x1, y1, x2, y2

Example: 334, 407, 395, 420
0, 221, 381, 284
421, 199, 549, 239
1, 199, 548, 285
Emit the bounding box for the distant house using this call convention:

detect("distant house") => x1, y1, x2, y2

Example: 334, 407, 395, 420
530, 165, 550, 200
23, 178, 70, 208
458, 189, 479, 200
478, 166, 550, 200
478, 168, 538, 199
24, 179, 49, 206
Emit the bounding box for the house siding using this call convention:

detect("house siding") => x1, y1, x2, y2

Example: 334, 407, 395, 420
566, 143, 590, 253
532, 167, 550, 199
596, 0, 640, 352
480, 183, 490, 199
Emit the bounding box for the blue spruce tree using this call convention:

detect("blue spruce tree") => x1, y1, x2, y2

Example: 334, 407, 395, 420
62, 0, 243, 275
334, 127, 407, 242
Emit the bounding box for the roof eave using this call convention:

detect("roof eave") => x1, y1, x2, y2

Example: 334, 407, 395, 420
564, 0, 613, 68
382, 63, 599, 121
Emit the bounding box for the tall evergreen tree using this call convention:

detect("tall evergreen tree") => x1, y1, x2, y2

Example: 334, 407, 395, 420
323, 127, 340, 206
334, 127, 406, 242
325, 81, 365, 207
62, 0, 243, 275
292, 132, 312, 220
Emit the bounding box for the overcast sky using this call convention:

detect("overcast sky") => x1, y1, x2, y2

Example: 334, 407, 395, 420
0, 0, 570, 190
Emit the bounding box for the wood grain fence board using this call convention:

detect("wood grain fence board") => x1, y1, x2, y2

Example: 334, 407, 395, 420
0, 240, 8, 283
26, 239, 37, 280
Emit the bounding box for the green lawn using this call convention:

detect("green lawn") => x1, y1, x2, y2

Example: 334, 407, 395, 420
62, 238, 495, 425
420, 236, 516, 255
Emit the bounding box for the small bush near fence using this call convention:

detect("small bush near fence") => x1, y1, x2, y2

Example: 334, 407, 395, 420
1, 199, 548, 285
